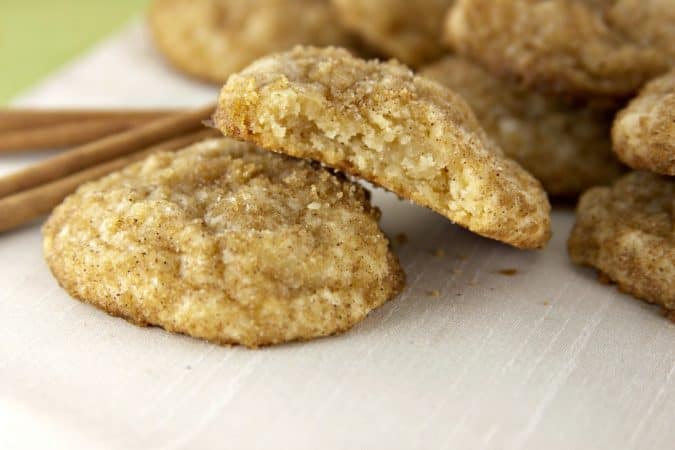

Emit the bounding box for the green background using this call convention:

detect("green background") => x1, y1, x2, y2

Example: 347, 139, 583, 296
0, 0, 149, 104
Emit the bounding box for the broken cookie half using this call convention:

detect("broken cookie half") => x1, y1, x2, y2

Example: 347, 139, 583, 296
214, 46, 551, 249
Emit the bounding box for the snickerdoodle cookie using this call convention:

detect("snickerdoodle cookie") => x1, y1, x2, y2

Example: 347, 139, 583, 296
149, 0, 355, 83
612, 69, 675, 176
568, 171, 674, 318
215, 46, 551, 249
332, 0, 454, 67
43, 138, 404, 347
445, 0, 673, 100
421, 56, 623, 196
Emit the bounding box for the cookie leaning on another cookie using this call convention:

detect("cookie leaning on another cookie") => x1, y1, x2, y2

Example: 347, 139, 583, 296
612, 69, 675, 176
445, 0, 672, 100
43, 138, 405, 348
215, 46, 551, 249
332, 0, 454, 67
420, 56, 624, 196
568, 171, 675, 319
148, 0, 356, 83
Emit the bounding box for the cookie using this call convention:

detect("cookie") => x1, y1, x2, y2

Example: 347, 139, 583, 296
420, 56, 624, 196
43, 138, 404, 348
612, 69, 675, 176
608, 0, 675, 63
568, 171, 674, 318
332, 0, 454, 67
214, 46, 551, 249
148, 0, 355, 83
445, 0, 673, 100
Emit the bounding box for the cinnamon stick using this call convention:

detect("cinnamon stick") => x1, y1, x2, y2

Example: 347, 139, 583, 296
0, 118, 152, 153
0, 108, 178, 133
0, 104, 215, 198
0, 128, 220, 234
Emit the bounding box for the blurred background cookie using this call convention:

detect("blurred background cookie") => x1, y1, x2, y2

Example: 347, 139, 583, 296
333, 0, 454, 67
215, 46, 551, 249
607, 0, 675, 64
445, 0, 673, 100
421, 56, 624, 196
43, 138, 405, 347
613, 68, 675, 176
149, 0, 356, 83
568, 171, 674, 320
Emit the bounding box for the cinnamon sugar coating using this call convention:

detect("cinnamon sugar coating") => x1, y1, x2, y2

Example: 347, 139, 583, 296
613, 69, 675, 176
568, 172, 675, 317
43, 139, 404, 347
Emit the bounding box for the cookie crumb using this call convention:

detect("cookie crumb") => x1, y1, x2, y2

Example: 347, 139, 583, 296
498, 268, 518, 276
395, 232, 408, 245
433, 248, 445, 257
427, 290, 441, 297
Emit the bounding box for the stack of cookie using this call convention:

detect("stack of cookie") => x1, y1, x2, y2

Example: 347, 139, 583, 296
441, 1, 675, 318
43, 0, 673, 348
567, 69, 675, 320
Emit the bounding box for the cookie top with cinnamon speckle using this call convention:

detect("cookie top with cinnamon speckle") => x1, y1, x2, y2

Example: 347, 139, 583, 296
43, 138, 404, 347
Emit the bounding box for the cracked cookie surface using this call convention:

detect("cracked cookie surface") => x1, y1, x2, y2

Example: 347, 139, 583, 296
43, 138, 404, 347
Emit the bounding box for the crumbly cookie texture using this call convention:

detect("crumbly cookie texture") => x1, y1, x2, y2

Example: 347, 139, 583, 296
215, 46, 551, 249
421, 56, 623, 196
43, 138, 404, 348
445, 0, 672, 100
148, 0, 355, 83
332, 0, 454, 67
568, 172, 675, 317
612, 69, 675, 176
